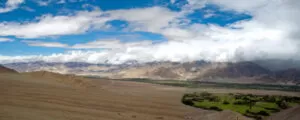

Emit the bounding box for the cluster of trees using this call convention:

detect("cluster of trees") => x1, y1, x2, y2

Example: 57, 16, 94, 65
181, 94, 194, 106
182, 92, 300, 120
182, 92, 222, 110
233, 94, 300, 109
184, 92, 221, 102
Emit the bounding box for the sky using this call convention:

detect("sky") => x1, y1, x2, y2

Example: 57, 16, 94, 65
0, 0, 300, 64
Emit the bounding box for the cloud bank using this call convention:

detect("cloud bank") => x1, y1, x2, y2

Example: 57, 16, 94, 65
1, 0, 300, 64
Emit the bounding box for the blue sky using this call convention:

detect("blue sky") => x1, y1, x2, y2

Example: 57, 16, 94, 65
0, 0, 299, 63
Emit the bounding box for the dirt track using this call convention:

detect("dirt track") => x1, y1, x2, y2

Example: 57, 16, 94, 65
0, 73, 299, 120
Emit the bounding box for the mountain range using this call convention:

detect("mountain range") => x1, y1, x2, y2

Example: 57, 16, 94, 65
2, 61, 300, 85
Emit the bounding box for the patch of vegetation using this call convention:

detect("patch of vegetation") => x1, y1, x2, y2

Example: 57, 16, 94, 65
223, 100, 230, 105
108, 78, 300, 92
182, 92, 300, 120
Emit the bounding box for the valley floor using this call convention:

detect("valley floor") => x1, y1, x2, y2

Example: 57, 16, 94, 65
0, 73, 299, 120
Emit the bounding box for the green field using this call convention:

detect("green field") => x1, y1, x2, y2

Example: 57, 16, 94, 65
182, 92, 300, 120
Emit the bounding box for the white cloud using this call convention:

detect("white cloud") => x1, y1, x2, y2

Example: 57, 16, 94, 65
0, 0, 24, 13
22, 40, 69, 48
0, 6, 179, 38
72, 39, 152, 49
208, 0, 270, 13
35, 0, 51, 6
22, 39, 153, 50
1, 0, 300, 64
170, 0, 176, 4
0, 37, 13, 42
2, 36, 297, 64
21, 6, 35, 12
34, 0, 86, 6
0, 10, 110, 38
107, 6, 179, 33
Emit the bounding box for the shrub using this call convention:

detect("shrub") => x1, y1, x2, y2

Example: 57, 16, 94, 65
223, 100, 230, 105
246, 94, 254, 97
233, 100, 247, 105
262, 95, 276, 102
209, 106, 223, 111
192, 97, 204, 102
208, 96, 220, 102
257, 110, 270, 116
244, 112, 263, 120
282, 96, 300, 103
265, 108, 280, 113
291, 96, 300, 103
234, 94, 243, 99
276, 100, 289, 109
182, 99, 194, 106
246, 109, 250, 113
183, 93, 197, 98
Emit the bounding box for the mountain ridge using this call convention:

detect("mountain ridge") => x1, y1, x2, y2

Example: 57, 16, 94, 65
0, 65, 18, 73
3, 61, 300, 85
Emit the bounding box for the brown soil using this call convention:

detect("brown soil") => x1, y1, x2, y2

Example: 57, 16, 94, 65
267, 105, 300, 120
1, 72, 299, 120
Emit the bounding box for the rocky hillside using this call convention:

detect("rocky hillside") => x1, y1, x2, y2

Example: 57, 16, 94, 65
0, 65, 18, 73
196, 62, 272, 78
3, 61, 300, 85
274, 69, 300, 84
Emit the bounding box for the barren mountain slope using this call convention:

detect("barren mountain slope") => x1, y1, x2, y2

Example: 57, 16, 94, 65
4, 61, 300, 84
22, 71, 92, 88
0, 72, 254, 120
275, 69, 300, 84
0, 65, 18, 74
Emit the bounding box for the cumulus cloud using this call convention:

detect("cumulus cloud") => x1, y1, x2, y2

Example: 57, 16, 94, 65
208, 0, 270, 13
72, 39, 152, 49
170, 0, 176, 4
1, 0, 300, 64
22, 40, 69, 48
22, 39, 153, 49
0, 0, 24, 13
0, 37, 13, 42
5, 29, 299, 64
107, 6, 179, 33
0, 10, 110, 38
0, 6, 178, 38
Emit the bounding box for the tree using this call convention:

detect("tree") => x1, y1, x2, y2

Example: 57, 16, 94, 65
182, 98, 194, 106
223, 100, 230, 105
248, 99, 257, 110
276, 100, 288, 109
